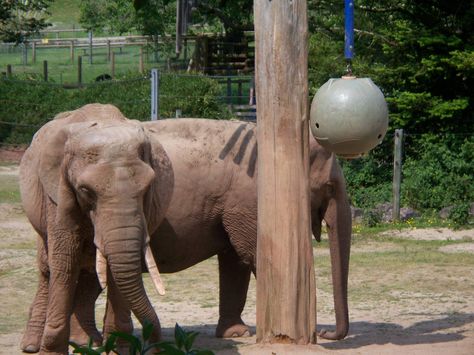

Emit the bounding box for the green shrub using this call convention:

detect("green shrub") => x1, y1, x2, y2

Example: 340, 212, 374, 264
448, 203, 471, 229
0, 73, 231, 144
402, 136, 474, 211
70, 322, 214, 355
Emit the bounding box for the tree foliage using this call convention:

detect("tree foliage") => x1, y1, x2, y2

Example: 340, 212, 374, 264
79, 0, 176, 37
0, 0, 51, 43
308, 0, 474, 135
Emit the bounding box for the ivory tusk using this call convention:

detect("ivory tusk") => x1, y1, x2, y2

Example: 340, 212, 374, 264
96, 249, 107, 289
145, 245, 165, 296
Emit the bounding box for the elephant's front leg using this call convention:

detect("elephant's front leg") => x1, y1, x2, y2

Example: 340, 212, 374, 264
69, 270, 103, 347
40, 229, 83, 354
216, 249, 252, 338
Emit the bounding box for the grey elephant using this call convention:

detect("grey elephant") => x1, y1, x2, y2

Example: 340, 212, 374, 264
19, 104, 173, 354
21, 113, 351, 353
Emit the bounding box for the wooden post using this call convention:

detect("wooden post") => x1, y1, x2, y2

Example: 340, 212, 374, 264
107, 40, 111, 62
77, 56, 82, 85
32, 42, 36, 64
111, 52, 115, 79
139, 46, 144, 74
255, 0, 316, 345
70, 41, 75, 64
43, 60, 48, 82
6, 64, 12, 78
392, 129, 404, 221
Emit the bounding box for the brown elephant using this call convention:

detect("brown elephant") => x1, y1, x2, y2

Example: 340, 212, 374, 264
103, 118, 351, 340
19, 104, 173, 354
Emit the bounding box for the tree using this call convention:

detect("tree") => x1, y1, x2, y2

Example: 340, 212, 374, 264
0, 0, 51, 43
307, 0, 474, 135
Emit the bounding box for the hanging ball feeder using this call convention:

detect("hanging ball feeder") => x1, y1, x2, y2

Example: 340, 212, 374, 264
310, 0, 389, 159
309, 76, 388, 159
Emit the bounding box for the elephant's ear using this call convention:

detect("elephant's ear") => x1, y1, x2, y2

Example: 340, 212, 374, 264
38, 122, 97, 203
142, 127, 174, 232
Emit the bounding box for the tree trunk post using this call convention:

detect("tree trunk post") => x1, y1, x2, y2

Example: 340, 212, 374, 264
255, 0, 317, 345
6, 64, 12, 78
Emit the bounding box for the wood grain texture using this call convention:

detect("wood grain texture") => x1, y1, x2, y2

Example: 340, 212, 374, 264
254, 0, 317, 345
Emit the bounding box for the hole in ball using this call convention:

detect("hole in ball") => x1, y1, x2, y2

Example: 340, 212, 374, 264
378, 134, 382, 139
316, 123, 320, 129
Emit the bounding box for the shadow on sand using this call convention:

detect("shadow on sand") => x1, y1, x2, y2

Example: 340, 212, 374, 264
160, 324, 256, 354
317, 312, 474, 350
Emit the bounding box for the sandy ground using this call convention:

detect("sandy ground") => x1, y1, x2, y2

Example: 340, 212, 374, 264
0, 164, 473, 354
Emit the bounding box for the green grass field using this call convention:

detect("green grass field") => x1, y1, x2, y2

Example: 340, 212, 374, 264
46, 0, 82, 30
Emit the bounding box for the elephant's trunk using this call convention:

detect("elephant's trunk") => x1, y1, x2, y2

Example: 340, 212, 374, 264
103, 223, 161, 342
319, 192, 351, 340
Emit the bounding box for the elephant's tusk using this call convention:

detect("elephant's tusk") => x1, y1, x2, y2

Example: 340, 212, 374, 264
96, 249, 107, 289
145, 245, 165, 296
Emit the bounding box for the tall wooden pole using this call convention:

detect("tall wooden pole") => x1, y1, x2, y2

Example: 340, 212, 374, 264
255, 0, 316, 345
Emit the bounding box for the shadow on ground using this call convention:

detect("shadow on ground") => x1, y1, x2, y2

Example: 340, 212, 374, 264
317, 312, 474, 350
160, 324, 257, 354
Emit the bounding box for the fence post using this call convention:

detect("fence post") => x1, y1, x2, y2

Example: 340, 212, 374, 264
32, 42, 36, 64
6, 65, 12, 78
107, 40, 111, 62
139, 46, 144, 74
78, 56, 82, 85
70, 41, 75, 64
43, 60, 48, 82
88, 31, 93, 64
22, 43, 28, 65
226, 68, 232, 105
393, 129, 404, 221
151, 69, 160, 121
111, 52, 115, 79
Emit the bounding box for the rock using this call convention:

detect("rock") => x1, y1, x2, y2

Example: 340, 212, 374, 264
439, 203, 474, 219
399, 207, 420, 221
351, 206, 364, 224
374, 202, 393, 223
439, 206, 453, 219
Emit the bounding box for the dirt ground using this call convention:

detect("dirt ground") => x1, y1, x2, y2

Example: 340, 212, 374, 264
0, 164, 473, 355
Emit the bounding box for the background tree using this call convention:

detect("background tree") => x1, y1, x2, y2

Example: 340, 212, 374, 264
0, 0, 52, 43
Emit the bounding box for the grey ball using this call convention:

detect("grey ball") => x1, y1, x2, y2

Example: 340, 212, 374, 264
310, 77, 389, 159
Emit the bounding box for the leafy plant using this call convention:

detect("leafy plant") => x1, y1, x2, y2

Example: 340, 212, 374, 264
69, 322, 214, 355
448, 203, 471, 229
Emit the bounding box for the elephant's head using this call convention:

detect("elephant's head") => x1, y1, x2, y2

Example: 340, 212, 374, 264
309, 137, 352, 340
38, 105, 173, 342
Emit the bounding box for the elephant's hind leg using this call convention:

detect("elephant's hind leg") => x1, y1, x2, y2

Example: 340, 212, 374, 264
216, 248, 252, 338
21, 236, 48, 353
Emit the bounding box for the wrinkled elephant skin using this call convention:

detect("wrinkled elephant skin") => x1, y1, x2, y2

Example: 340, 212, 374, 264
19, 104, 173, 354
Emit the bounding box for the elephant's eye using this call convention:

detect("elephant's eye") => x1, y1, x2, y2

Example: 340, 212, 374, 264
326, 182, 336, 196
78, 185, 95, 198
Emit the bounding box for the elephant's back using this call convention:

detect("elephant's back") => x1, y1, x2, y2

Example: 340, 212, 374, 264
144, 119, 257, 178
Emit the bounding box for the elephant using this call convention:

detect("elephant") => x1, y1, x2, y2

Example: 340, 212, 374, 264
21, 114, 351, 352
103, 118, 351, 340
19, 104, 173, 354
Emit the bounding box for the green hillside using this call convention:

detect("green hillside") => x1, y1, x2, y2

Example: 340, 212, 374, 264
46, 0, 81, 29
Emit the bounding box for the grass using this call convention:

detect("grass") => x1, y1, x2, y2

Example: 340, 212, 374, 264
46, 0, 82, 30
0, 174, 21, 203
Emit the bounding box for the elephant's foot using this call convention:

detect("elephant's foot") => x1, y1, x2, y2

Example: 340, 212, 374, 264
216, 319, 251, 338
20, 327, 43, 353
69, 327, 102, 347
